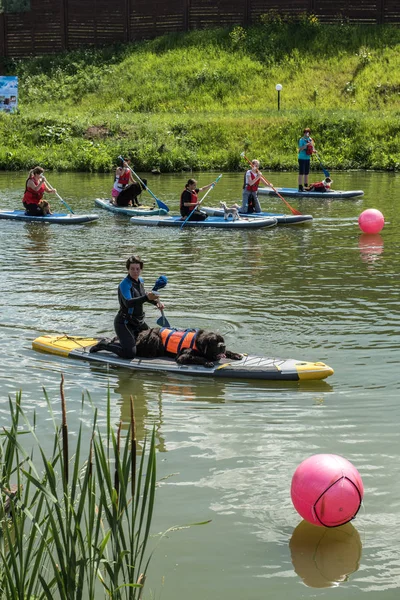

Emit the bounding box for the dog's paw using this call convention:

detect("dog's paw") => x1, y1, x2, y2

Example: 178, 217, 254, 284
204, 361, 215, 368
225, 351, 243, 361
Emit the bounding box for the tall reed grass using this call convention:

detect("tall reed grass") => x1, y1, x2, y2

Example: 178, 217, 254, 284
0, 375, 157, 599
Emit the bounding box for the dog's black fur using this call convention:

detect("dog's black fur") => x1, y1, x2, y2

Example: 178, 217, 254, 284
135, 328, 242, 368
247, 193, 256, 213
116, 178, 148, 207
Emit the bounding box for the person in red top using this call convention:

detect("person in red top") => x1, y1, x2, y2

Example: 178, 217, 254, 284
240, 159, 262, 213
111, 157, 137, 205
22, 166, 56, 216
180, 178, 215, 222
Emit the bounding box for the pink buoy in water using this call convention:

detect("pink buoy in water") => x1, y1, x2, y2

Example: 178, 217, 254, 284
358, 208, 384, 234
291, 454, 364, 527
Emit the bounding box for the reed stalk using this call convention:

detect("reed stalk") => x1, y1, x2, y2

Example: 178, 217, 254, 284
0, 377, 158, 599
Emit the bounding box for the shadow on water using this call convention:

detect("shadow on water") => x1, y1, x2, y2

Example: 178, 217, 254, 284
289, 520, 362, 588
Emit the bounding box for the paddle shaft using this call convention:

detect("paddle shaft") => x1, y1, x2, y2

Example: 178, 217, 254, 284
241, 154, 302, 216
55, 192, 75, 214
180, 174, 222, 229
152, 276, 170, 327
128, 166, 169, 212
314, 151, 330, 178
44, 178, 75, 214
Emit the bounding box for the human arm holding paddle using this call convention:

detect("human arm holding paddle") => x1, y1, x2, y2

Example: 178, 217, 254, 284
25, 168, 56, 195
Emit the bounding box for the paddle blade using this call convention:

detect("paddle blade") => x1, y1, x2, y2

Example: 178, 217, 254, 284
155, 198, 170, 212
156, 311, 170, 327
152, 275, 168, 292
322, 167, 330, 178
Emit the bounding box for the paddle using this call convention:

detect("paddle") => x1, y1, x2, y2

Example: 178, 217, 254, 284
180, 174, 222, 230
314, 151, 330, 178
118, 156, 170, 212
151, 275, 171, 327
44, 177, 75, 214
156, 309, 170, 328
240, 153, 302, 216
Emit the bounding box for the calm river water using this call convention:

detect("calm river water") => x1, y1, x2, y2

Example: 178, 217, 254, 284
0, 170, 399, 599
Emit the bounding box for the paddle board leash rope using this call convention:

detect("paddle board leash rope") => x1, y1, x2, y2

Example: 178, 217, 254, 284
240, 153, 303, 216
151, 275, 171, 327
313, 150, 330, 178
44, 177, 75, 214
180, 174, 223, 230
118, 155, 170, 212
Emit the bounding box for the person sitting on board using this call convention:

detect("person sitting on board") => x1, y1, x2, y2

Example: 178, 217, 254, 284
240, 159, 262, 214
111, 157, 138, 206
298, 127, 315, 191
22, 166, 56, 216
90, 255, 164, 358
180, 178, 214, 222
304, 177, 333, 192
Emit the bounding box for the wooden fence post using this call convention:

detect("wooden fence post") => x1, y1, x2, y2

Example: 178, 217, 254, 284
124, 0, 130, 42
183, 0, 190, 32
244, 0, 250, 25
60, 0, 68, 50
377, 0, 385, 24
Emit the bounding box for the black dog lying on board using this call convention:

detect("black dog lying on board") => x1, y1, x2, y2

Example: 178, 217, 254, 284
115, 178, 148, 207
135, 327, 243, 368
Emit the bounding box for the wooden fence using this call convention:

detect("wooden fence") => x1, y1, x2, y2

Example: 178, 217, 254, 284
1, 0, 399, 58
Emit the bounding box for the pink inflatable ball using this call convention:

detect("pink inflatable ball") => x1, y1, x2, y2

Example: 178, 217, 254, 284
358, 208, 385, 234
291, 454, 364, 527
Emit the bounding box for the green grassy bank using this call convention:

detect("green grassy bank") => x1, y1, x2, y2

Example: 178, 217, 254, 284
1, 14, 400, 172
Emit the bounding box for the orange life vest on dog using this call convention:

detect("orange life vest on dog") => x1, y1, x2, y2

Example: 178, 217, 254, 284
310, 180, 327, 191
160, 328, 198, 355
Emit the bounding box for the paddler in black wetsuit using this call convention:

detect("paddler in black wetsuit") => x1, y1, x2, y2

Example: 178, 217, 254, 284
90, 255, 163, 358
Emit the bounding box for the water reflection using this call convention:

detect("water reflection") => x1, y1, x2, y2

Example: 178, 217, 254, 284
96, 365, 334, 450
101, 368, 166, 452
358, 233, 384, 264
23, 222, 53, 253
289, 520, 362, 588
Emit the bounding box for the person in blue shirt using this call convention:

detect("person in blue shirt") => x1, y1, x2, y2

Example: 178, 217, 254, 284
90, 255, 164, 358
297, 127, 315, 191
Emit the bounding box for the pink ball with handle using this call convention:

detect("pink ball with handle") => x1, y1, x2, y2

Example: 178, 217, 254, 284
358, 209, 384, 234
291, 454, 364, 527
